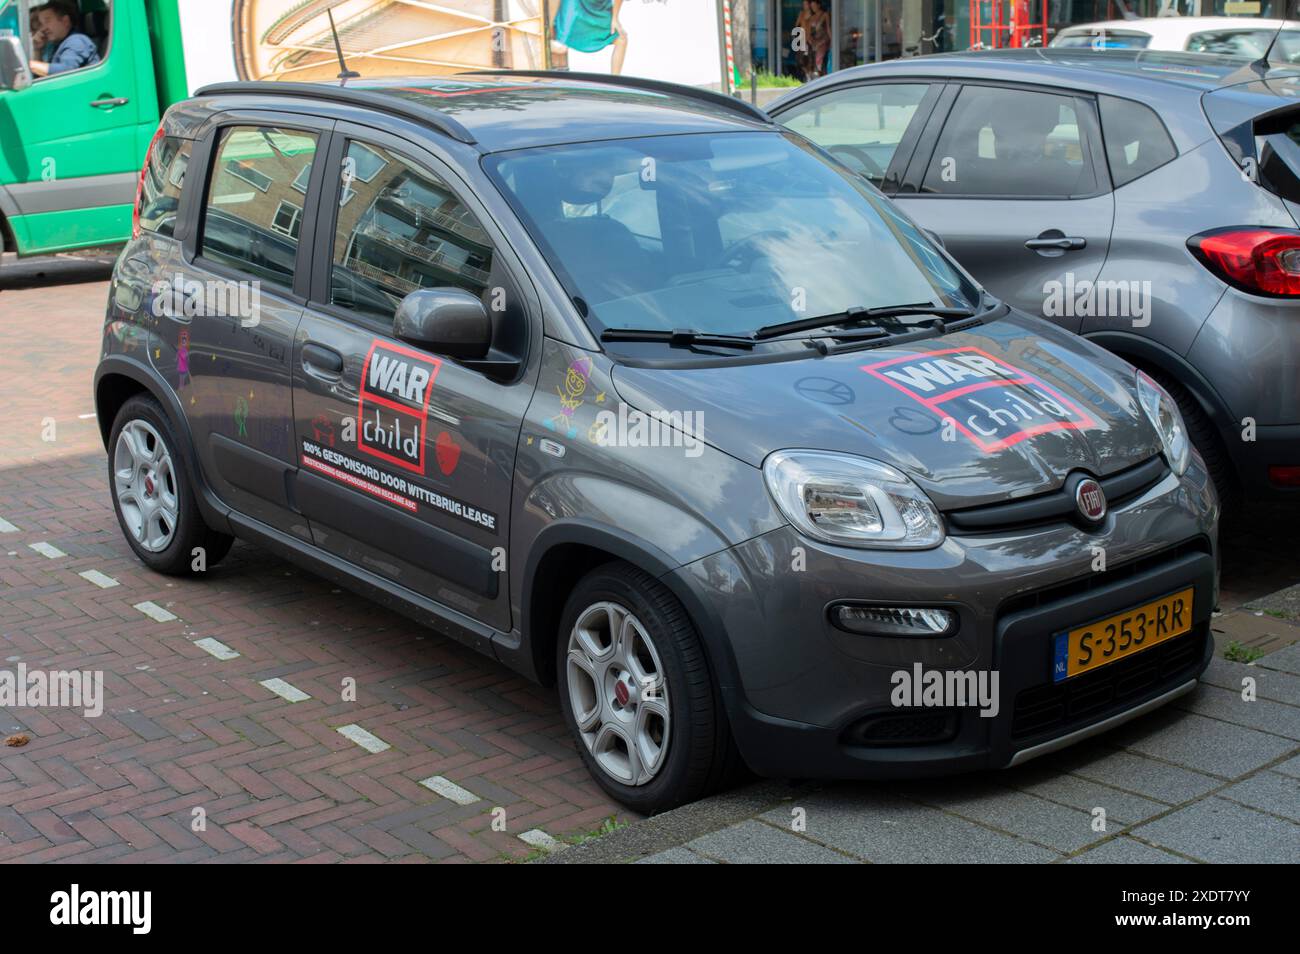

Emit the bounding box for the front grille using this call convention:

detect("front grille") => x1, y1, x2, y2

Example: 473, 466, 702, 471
841, 709, 958, 747
1010, 627, 1206, 740
946, 456, 1168, 535
1000, 537, 1211, 619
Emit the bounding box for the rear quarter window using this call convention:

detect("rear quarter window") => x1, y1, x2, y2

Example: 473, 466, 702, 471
138, 137, 192, 238
1098, 96, 1177, 188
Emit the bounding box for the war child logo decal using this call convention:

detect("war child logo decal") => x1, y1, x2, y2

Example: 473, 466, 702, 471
862, 347, 1096, 452
358, 340, 441, 474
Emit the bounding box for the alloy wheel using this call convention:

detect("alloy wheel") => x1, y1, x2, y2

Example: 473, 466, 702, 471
113, 419, 179, 553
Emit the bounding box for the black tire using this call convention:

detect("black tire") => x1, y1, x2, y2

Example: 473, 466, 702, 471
1146, 368, 1239, 517
108, 394, 233, 575
556, 562, 743, 814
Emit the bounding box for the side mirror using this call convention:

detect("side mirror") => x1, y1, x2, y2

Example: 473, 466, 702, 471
393, 288, 491, 360
0, 36, 32, 92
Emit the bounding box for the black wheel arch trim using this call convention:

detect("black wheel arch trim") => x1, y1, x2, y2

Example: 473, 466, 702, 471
93, 354, 233, 534
513, 520, 744, 702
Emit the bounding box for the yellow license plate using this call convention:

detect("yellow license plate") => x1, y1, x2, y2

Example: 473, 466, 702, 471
1052, 587, 1195, 683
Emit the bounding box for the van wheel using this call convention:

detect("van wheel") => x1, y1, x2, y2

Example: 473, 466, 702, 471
108, 395, 233, 575
556, 562, 741, 814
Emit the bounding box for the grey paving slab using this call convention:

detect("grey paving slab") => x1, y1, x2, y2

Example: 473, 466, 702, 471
759, 788, 1058, 864
635, 847, 716, 864
1217, 772, 1300, 823
1064, 749, 1222, 804
1108, 710, 1295, 778
1066, 836, 1191, 864
1175, 684, 1300, 741
1257, 643, 1300, 676
687, 819, 855, 864
893, 780, 1107, 853
1132, 797, 1300, 864
1244, 583, 1300, 620
1000, 767, 1168, 825
1274, 754, 1300, 779
1201, 656, 1300, 707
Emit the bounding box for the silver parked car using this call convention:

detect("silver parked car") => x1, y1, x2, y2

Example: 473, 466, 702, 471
771, 49, 1300, 508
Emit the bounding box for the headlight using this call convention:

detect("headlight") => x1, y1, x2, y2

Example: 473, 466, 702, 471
762, 450, 945, 549
1136, 371, 1190, 477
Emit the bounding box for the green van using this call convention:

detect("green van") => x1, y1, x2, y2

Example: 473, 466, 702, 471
0, 0, 188, 257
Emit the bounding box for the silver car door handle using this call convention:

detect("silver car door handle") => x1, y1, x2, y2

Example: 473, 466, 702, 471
1025, 236, 1086, 251
90, 97, 129, 108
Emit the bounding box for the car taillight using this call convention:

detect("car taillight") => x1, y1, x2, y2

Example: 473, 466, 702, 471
132, 125, 167, 240
1187, 227, 1300, 297
1270, 466, 1300, 488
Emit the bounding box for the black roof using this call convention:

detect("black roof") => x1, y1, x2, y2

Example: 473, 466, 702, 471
194, 73, 774, 153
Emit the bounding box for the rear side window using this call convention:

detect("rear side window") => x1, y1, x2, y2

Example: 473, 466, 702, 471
1098, 96, 1177, 188
329, 140, 494, 324
921, 86, 1095, 197
138, 136, 192, 238
780, 83, 932, 188
200, 126, 319, 286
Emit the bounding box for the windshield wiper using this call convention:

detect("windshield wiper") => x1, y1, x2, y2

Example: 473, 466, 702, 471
600, 327, 756, 350
754, 303, 978, 341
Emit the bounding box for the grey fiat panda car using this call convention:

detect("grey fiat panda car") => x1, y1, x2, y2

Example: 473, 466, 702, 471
95, 72, 1219, 813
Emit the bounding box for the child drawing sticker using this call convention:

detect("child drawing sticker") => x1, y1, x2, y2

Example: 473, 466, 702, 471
546, 356, 593, 439
177, 330, 190, 387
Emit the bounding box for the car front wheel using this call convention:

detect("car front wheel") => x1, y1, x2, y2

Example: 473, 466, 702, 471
556, 562, 741, 814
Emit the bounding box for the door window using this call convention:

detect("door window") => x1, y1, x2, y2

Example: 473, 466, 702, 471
199, 125, 319, 286
329, 140, 495, 324
921, 86, 1096, 197
30, 0, 110, 79
781, 83, 931, 187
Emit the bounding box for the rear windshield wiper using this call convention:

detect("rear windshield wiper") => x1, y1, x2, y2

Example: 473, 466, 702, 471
754, 303, 978, 341
600, 327, 756, 350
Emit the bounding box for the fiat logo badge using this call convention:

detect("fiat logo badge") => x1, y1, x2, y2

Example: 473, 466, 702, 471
1075, 478, 1107, 523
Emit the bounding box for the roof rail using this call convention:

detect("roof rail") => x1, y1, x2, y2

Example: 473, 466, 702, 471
192, 81, 478, 145
460, 70, 773, 125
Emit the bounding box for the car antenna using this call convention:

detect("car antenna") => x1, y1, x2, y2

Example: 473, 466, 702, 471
327, 7, 361, 84
1257, 1, 1296, 75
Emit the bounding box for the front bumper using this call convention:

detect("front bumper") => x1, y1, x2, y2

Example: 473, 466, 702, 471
670, 463, 1219, 779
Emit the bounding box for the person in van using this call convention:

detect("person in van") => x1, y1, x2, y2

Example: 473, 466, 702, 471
30, 0, 100, 78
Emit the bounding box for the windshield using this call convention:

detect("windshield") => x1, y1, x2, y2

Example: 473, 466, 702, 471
485, 132, 979, 338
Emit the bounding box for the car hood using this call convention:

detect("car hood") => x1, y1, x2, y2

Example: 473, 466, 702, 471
610, 312, 1164, 511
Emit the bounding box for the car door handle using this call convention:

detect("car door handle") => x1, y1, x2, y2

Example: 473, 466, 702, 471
1025, 235, 1086, 251
301, 343, 344, 376
90, 97, 129, 109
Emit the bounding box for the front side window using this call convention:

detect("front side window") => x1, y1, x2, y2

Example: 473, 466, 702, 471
200, 125, 319, 285
487, 131, 977, 337
330, 140, 495, 324
138, 136, 192, 238
30, 0, 110, 79
921, 86, 1096, 197
780, 83, 931, 188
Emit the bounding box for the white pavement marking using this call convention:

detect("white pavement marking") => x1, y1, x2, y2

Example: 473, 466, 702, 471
78, 569, 119, 589
337, 724, 390, 753
194, 637, 239, 660
78, 413, 96, 419
419, 775, 480, 805
134, 601, 178, 623
28, 541, 65, 559
259, 677, 310, 702
0, 517, 18, 533
519, 829, 565, 852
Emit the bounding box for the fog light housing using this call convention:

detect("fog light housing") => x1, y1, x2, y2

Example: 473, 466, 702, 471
831, 604, 958, 638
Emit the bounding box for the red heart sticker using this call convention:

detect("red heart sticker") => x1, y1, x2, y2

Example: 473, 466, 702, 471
435, 431, 461, 475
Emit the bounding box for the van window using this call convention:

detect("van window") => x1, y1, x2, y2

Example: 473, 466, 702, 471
329, 140, 495, 324
137, 137, 192, 238
199, 126, 319, 286
1098, 96, 1177, 188
921, 86, 1095, 197
30, 0, 110, 79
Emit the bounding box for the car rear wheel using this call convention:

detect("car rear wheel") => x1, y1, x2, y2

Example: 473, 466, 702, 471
556, 562, 742, 814
109, 395, 233, 575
